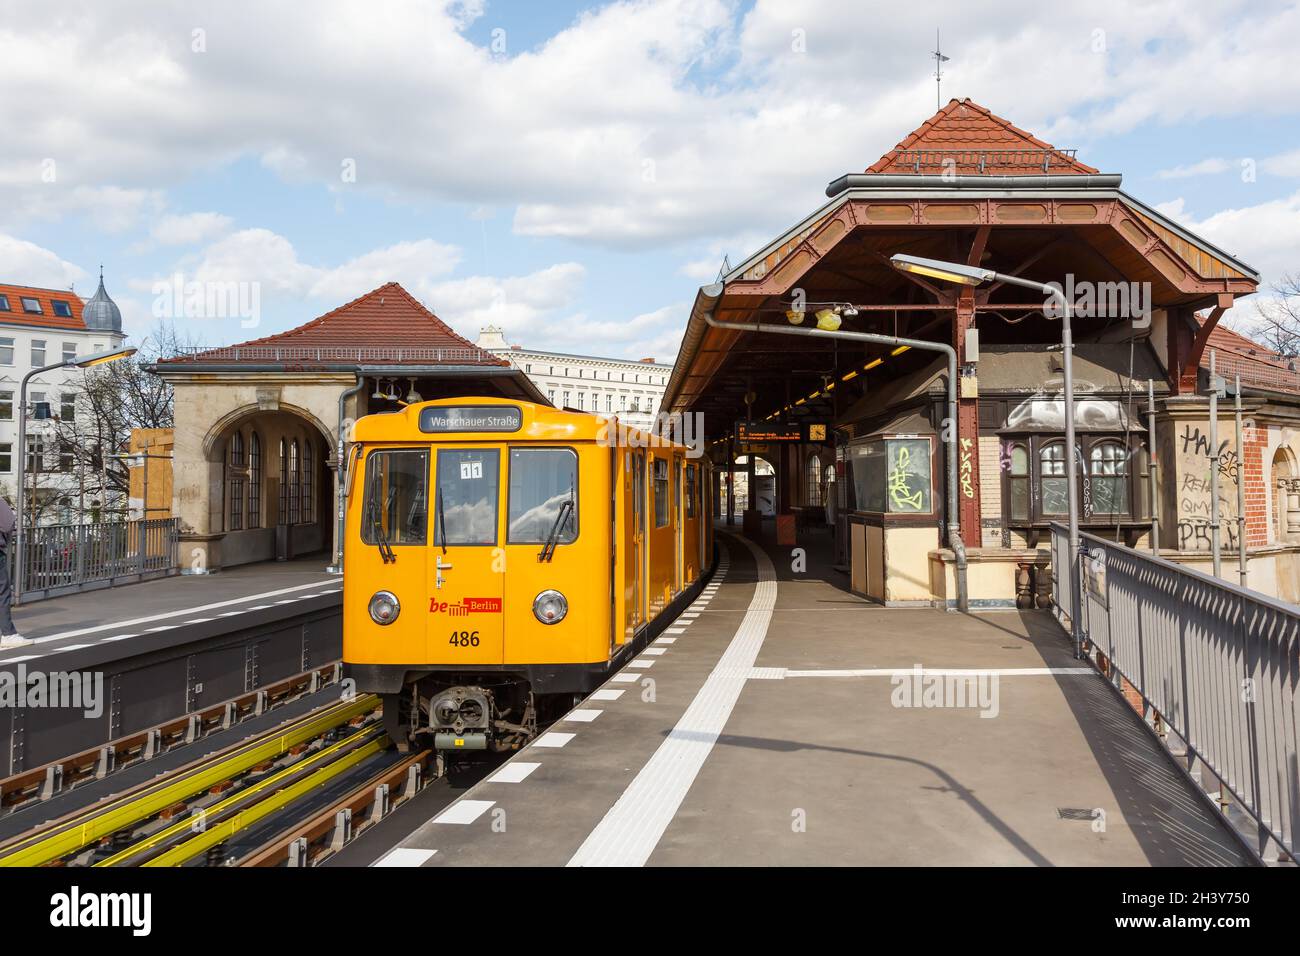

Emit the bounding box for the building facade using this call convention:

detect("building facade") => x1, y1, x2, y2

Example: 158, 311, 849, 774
0, 275, 128, 523
475, 327, 672, 431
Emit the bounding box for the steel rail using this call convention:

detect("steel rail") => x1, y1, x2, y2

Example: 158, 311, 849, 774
96, 727, 387, 867
0, 695, 377, 867
142, 736, 389, 867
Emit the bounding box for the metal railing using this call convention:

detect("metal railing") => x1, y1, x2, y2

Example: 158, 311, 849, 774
1050, 522, 1298, 863
895, 147, 1080, 173
167, 345, 501, 365
18, 518, 180, 601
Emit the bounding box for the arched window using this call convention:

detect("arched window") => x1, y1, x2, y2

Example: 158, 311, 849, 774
227, 431, 245, 531
1007, 442, 1029, 520
806, 455, 823, 507
248, 433, 261, 529
288, 439, 300, 524
1088, 441, 1128, 514
1040, 442, 1069, 516
279, 438, 288, 525
300, 439, 313, 523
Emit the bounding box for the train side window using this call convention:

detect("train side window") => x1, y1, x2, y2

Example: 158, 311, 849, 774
362, 449, 428, 546
685, 463, 697, 518
653, 457, 669, 527
435, 448, 500, 546
507, 448, 578, 544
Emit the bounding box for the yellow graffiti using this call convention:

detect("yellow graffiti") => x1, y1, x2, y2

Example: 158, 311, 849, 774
960, 437, 974, 499
888, 445, 924, 511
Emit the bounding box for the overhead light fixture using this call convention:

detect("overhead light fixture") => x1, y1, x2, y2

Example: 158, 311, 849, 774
785, 309, 806, 325
864, 358, 883, 371
76, 345, 138, 368
841, 370, 859, 382
891, 345, 911, 356
406, 377, 423, 403
889, 253, 995, 287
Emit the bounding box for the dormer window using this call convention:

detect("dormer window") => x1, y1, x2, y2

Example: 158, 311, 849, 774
51, 300, 73, 318
0, 296, 10, 312
21, 297, 41, 314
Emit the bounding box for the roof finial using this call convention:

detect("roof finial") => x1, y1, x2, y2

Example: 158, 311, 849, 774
932, 29, 950, 112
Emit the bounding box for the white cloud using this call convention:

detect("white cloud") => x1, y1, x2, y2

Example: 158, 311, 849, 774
4, 0, 1299, 246
0, 234, 86, 290
1261, 149, 1300, 177
150, 212, 234, 246
1156, 158, 1233, 179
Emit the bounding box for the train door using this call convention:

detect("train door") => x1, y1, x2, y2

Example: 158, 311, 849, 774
625, 449, 646, 638
674, 454, 684, 593
428, 445, 505, 665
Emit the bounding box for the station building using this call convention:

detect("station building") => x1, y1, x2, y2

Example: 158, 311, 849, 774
662, 99, 1300, 606
153, 282, 543, 571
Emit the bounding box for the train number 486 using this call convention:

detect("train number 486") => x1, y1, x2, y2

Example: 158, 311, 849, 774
449, 630, 480, 647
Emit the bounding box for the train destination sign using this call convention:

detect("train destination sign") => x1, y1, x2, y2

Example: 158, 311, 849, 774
419, 405, 523, 433
735, 421, 801, 443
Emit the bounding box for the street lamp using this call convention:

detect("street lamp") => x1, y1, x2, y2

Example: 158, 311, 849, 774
15, 345, 138, 601
889, 254, 1083, 659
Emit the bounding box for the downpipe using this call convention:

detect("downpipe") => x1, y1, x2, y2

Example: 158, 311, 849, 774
701, 312, 969, 612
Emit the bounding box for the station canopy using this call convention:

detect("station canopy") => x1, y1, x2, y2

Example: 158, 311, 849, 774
662, 99, 1260, 444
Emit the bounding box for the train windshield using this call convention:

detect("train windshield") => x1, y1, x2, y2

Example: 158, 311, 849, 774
434, 449, 500, 546
362, 449, 428, 546
507, 448, 577, 544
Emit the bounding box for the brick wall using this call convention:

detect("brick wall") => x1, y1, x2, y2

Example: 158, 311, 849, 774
1245, 426, 1269, 547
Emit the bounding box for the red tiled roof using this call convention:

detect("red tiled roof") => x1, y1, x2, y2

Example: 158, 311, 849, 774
1197, 314, 1300, 395
0, 283, 87, 331
867, 98, 1099, 176
160, 282, 509, 367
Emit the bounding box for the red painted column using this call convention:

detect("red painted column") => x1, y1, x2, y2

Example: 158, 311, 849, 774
956, 289, 981, 543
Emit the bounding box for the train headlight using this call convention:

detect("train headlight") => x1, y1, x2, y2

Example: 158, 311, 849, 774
532, 589, 568, 625
368, 590, 400, 625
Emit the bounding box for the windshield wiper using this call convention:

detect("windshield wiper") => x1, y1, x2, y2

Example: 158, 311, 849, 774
436, 484, 448, 555
538, 487, 574, 563
366, 488, 396, 564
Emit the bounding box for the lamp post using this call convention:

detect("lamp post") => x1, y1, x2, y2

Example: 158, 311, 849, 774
15, 345, 138, 601
889, 254, 1082, 658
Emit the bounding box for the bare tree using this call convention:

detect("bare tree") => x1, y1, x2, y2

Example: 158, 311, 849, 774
37, 322, 199, 522
1250, 273, 1300, 357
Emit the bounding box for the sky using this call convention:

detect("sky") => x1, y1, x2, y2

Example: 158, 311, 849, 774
2, 0, 1299, 361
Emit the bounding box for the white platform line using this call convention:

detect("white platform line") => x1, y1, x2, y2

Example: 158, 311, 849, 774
655, 637, 676, 645
8, 577, 341, 649
51, 643, 93, 652
533, 732, 576, 748
373, 847, 437, 867
433, 799, 495, 825
627, 659, 654, 669
563, 709, 603, 723
641, 647, 666, 656
0, 655, 38, 663
489, 761, 541, 784
608, 673, 639, 683
780, 667, 1096, 678
568, 534, 772, 868
665, 627, 686, 634
590, 688, 625, 701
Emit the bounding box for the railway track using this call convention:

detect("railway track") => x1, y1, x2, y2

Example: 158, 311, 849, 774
0, 693, 429, 868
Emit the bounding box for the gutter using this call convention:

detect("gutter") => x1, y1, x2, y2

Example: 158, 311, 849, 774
699, 309, 969, 613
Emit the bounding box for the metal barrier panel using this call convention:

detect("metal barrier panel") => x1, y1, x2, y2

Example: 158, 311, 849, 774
1055, 523, 1298, 861
19, 518, 180, 600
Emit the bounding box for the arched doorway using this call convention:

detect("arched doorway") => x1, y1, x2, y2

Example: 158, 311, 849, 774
726, 454, 776, 516
208, 407, 333, 567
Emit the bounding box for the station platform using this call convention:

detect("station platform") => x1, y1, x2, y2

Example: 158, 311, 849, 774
1, 556, 341, 664
377, 523, 1253, 867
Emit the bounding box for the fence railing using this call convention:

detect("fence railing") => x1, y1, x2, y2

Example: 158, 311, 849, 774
1050, 522, 1298, 863
169, 345, 500, 365
18, 518, 180, 601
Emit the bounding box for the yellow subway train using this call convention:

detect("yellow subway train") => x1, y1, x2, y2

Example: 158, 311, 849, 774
342, 397, 713, 753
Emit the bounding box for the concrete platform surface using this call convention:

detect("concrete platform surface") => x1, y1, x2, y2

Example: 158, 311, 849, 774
1, 555, 340, 663
376, 527, 1251, 868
